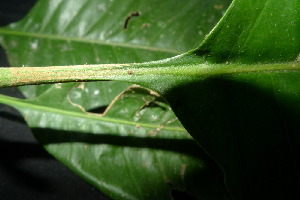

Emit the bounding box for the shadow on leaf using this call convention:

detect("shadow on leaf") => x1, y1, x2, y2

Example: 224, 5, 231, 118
164, 74, 300, 200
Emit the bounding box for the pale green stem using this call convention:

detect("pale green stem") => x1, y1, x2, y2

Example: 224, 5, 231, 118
0, 60, 300, 88
0, 64, 137, 87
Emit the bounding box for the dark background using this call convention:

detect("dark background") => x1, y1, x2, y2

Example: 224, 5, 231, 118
0, 1, 110, 199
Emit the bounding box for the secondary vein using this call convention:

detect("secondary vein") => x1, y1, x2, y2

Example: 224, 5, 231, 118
0, 28, 182, 54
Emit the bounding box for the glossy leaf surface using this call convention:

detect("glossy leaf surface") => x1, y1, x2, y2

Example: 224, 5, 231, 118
1, 0, 299, 199
0, 85, 229, 200
129, 0, 300, 199
0, 0, 231, 199
9, 0, 295, 198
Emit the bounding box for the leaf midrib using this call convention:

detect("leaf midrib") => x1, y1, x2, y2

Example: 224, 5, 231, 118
0, 94, 188, 133
135, 62, 300, 76
0, 28, 182, 54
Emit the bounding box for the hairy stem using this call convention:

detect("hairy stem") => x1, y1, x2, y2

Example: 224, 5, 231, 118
0, 57, 299, 89
0, 64, 135, 87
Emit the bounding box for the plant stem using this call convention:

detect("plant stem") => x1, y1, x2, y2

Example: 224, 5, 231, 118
0, 59, 299, 88
0, 64, 135, 87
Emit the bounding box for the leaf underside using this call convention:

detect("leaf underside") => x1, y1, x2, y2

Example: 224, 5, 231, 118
133, 0, 300, 199
0, 0, 232, 199
0, 0, 299, 199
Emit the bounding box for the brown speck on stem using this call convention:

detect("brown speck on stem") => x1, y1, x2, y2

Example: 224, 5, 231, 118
127, 70, 134, 75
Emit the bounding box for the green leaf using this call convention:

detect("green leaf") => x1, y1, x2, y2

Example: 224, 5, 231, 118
2, 0, 297, 198
0, 84, 229, 200
0, 0, 232, 199
118, 0, 300, 198
194, 0, 300, 63
2, 0, 298, 199
0, 0, 229, 70
123, 0, 300, 199
0, 0, 230, 138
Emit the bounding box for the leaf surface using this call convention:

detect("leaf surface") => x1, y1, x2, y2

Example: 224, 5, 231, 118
0, 85, 229, 200
0, 0, 231, 199
10, 0, 295, 198
122, 0, 300, 199
3, 0, 299, 199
